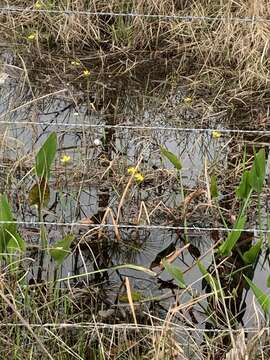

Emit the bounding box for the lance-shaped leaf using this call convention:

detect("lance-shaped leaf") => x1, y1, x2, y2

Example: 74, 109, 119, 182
160, 146, 182, 170
248, 148, 266, 193
36, 132, 57, 179
242, 239, 262, 265
162, 259, 186, 288
218, 215, 247, 257
0, 194, 25, 254
244, 276, 270, 314
198, 261, 223, 297
236, 171, 251, 200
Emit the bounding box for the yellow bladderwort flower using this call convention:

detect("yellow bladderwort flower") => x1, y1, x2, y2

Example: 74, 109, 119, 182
83, 69, 91, 77
71, 60, 80, 66
134, 173, 144, 182
60, 154, 71, 164
127, 167, 137, 175
27, 33, 37, 41
212, 130, 222, 139
183, 96, 193, 106
34, 1, 42, 9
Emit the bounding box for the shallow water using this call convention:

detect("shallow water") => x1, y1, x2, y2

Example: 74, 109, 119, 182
0, 65, 269, 333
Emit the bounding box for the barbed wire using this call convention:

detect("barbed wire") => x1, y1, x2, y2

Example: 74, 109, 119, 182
1, 119, 270, 136
0, 220, 268, 234
0, 321, 268, 334
1, 6, 270, 24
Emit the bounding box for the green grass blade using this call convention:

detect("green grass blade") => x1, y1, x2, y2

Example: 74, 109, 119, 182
210, 175, 218, 198
58, 264, 156, 282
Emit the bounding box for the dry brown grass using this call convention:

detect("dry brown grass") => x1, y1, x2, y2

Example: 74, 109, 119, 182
1, 1, 270, 123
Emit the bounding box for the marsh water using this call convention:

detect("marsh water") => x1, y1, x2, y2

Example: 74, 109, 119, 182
0, 62, 269, 339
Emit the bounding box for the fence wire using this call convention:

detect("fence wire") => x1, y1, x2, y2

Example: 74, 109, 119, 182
0, 6, 270, 24
0, 220, 268, 234
1, 119, 270, 136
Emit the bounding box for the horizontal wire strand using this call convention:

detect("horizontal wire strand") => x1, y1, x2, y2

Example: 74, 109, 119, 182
0, 321, 267, 334
0, 220, 268, 234
0, 6, 269, 23
1, 120, 270, 136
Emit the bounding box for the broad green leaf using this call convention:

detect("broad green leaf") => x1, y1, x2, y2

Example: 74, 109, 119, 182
244, 275, 270, 314
162, 259, 186, 288
197, 261, 222, 296
248, 149, 266, 193
36, 132, 57, 179
218, 215, 247, 256
242, 239, 262, 265
236, 171, 251, 199
210, 175, 218, 198
160, 146, 182, 170
29, 178, 50, 208
0, 194, 17, 253
49, 234, 74, 266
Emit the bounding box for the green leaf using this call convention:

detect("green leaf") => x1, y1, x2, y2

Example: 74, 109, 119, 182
267, 275, 270, 288
242, 239, 262, 265
7, 231, 26, 253
210, 175, 218, 198
267, 216, 270, 250
244, 275, 270, 314
248, 149, 266, 193
236, 171, 251, 199
197, 261, 222, 296
49, 234, 74, 266
36, 132, 57, 179
29, 178, 50, 208
119, 291, 143, 303
162, 259, 186, 288
218, 215, 247, 256
0, 194, 17, 253
160, 146, 182, 170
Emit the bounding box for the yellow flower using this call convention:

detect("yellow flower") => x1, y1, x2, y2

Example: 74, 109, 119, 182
134, 173, 144, 182
183, 96, 193, 106
27, 33, 37, 41
212, 130, 222, 139
127, 167, 137, 175
60, 154, 71, 164
71, 60, 80, 66
34, 1, 42, 9
83, 69, 91, 77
